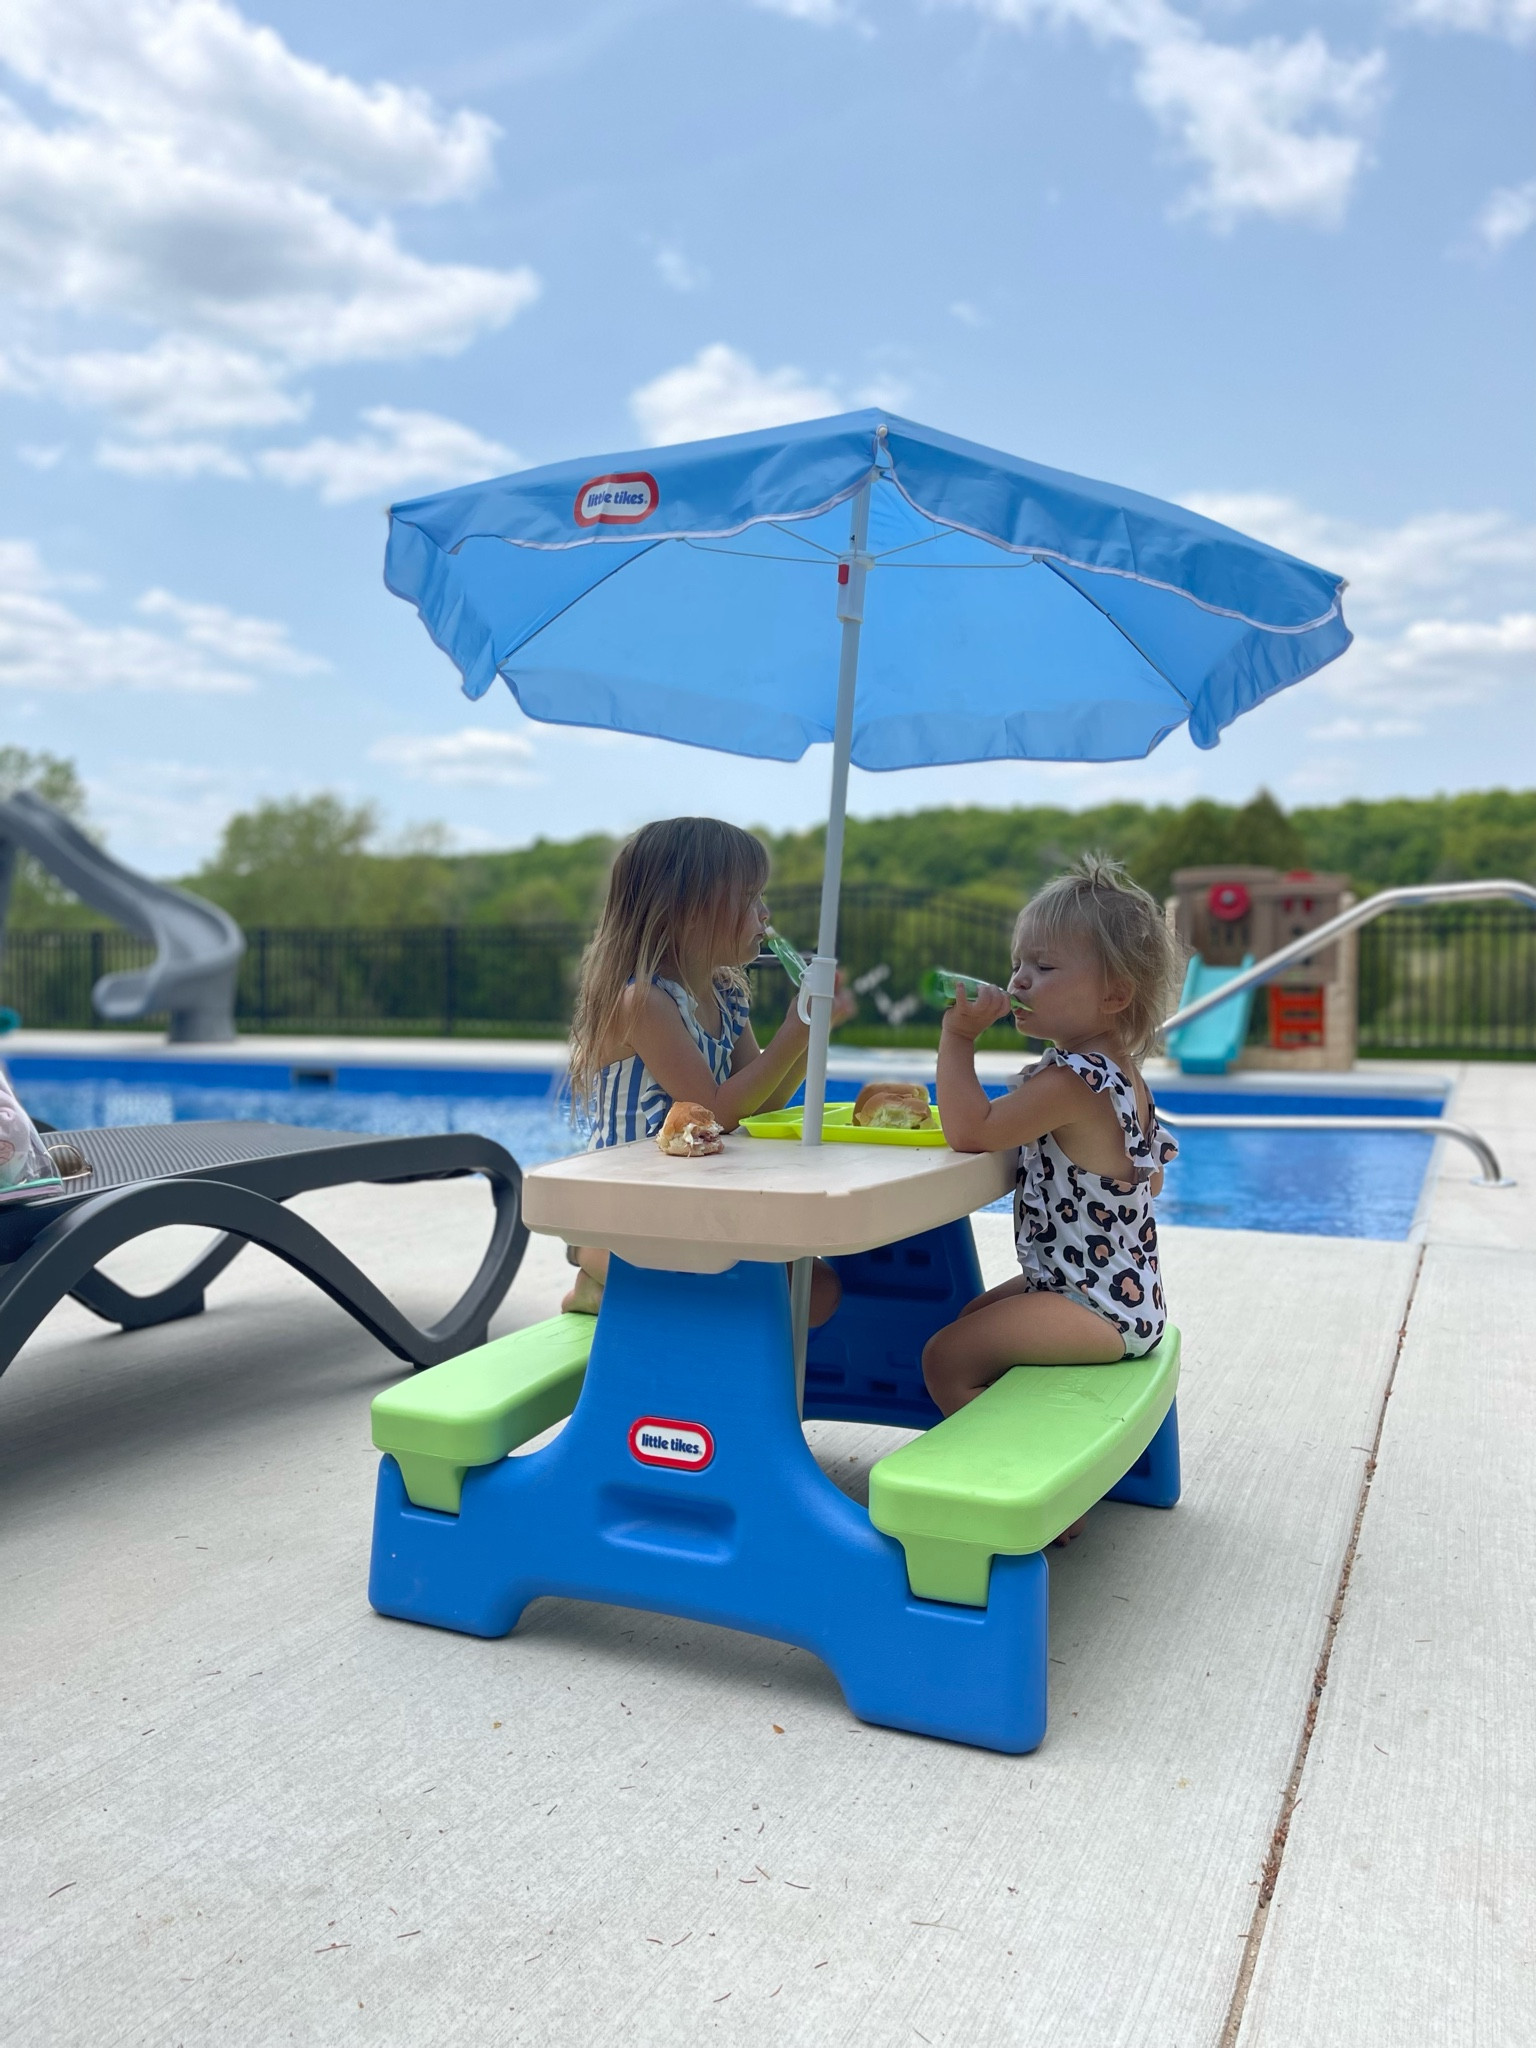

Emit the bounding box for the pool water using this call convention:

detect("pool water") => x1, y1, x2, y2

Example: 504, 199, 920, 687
15, 1072, 1439, 1242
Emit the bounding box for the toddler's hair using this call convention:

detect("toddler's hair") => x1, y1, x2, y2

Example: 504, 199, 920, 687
568, 816, 769, 1112
1016, 853, 1182, 1061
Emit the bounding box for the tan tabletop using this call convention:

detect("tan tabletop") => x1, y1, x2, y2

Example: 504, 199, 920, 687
522, 1134, 1014, 1273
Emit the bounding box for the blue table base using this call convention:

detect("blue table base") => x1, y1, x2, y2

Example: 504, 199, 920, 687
369, 1221, 1177, 1754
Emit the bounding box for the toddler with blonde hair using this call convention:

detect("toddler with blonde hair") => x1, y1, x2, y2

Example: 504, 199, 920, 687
926, 854, 1182, 1425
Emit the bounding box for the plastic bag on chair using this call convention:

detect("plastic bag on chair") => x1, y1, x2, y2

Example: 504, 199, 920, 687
0, 1072, 65, 1202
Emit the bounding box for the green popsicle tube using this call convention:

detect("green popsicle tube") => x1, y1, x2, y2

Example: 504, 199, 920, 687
921, 967, 1032, 1013
761, 929, 807, 986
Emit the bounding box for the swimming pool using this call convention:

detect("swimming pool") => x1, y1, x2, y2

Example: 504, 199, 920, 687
12, 1067, 1443, 1242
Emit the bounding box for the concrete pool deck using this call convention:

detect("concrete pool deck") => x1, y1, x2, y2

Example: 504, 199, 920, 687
1, 1058, 1530, 2045
0, 1027, 1459, 1099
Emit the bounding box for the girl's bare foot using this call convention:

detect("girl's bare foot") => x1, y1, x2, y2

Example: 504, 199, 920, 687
561, 1268, 605, 1316
1052, 1515, 1089, 1547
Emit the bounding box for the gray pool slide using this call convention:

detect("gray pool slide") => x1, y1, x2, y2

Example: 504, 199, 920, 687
0, 790, 244, 1042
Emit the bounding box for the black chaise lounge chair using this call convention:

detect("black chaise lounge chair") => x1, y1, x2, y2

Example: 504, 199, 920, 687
0, 1121, 526, 1382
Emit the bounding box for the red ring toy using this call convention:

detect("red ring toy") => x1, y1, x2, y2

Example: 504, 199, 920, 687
1207, 880, 1251, 922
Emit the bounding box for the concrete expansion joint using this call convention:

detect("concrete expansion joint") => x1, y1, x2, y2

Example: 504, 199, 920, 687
1216, 1240, 1427, 2048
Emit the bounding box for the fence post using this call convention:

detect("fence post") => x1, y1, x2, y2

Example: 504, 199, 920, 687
443, 926, 457, 1037
90, 928, 103, 1029
257, 928, 269, 1031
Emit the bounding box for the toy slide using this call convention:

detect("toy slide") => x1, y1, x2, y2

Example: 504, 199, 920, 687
1165, 953, 1255, 1075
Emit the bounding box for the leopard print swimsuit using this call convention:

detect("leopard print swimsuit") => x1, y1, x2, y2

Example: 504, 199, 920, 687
1013, 1048, 1178, 1359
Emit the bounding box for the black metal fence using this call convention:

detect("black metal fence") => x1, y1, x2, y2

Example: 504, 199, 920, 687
1357, 903, 1536, 1057
3, 888, 1533, 1056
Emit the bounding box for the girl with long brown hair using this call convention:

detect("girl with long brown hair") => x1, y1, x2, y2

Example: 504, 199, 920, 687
562, 816, 852, 1314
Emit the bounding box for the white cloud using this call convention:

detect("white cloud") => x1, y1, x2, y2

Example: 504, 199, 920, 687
1185, 492, 1536, 721
1475, 178, 1536, 252
1346, 611, 1536, 704
0, 0, 537, 444
1183, 495, 1536, 625
13, 336, 309, 437
630, 343, 842, 445
0, 537, 323, 692
369, 727, 539, 786
135, 586, 330, 673
749, 0, 862, 23
97, 438, 250, 479
1, 0, 498, 204
958, 1, 1383, 227
257, 405, 519, 504
87, 757, 251, 864
1307, 715, 1424, 742
0, 117, 537, 365
949, 300, 986, 326
652, 242, 707, 293
1398, 0, 1536, 38
17, 443, 64, 470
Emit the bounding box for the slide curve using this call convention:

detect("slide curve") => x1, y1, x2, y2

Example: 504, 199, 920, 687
0, 789, 244, 1042
1165, 954, 1255, 1076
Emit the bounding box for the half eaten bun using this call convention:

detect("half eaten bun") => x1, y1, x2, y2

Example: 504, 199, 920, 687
851, 1080, 934, 1130
656, 1101, 725, 1156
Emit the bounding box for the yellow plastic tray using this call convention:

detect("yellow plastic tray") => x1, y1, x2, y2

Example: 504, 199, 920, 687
739, 1102, 950, 1147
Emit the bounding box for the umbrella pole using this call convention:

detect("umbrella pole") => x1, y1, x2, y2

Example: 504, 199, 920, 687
791, 476, 872, 1404
801, 477, 872, 1145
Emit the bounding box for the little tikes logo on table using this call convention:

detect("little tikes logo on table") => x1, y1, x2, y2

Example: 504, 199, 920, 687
573, 472, 659, 528
628, 1415, 715, 1471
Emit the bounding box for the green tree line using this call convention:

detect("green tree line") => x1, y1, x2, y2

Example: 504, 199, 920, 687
3, 749, 1534, 931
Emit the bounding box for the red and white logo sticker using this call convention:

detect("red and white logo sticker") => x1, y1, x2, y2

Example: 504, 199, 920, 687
628, 1415, 715, 1471
573, 471, 659, 528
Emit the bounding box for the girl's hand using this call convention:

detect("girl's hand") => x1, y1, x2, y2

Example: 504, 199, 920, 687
943, 980, 1011, 1041
783, 970, 857, 1031
831, 968, 857, 1027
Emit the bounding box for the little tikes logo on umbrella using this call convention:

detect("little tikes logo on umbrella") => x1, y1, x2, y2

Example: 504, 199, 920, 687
628, 1415, 715, 1471
574, 471, 659, 528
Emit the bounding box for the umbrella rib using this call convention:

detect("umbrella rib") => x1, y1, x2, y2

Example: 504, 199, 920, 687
1038, 557, 1194, 711
880, 468, 1345, 633
867, 524, 952, 563
678, 540, 828, 565
499, 539, 664, 663
763, 521, 841, 557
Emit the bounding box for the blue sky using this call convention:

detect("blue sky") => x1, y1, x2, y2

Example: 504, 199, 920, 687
2, 0, 1532, 873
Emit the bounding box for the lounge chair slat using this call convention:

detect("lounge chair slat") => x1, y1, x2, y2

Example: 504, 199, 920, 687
0, 1120, 527, 1381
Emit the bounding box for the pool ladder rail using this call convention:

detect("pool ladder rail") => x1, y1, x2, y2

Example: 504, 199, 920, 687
1155, 1109, 1512, 1189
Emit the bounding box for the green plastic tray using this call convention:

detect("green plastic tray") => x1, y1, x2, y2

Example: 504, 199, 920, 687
739, 1101, 949, 1147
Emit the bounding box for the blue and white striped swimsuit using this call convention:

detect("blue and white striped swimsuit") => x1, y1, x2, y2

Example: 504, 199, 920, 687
590, 976, 750, 1149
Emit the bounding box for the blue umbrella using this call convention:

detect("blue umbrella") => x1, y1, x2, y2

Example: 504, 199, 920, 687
386, 407, 1350, 1141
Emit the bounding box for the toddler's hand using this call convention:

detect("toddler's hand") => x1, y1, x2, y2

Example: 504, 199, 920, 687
943, 981, 1011, 1040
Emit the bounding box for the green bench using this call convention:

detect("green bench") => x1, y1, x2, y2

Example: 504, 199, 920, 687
869, 1328, 1182, 1605
374, 1314, 1180, 1608
371, 1313, 595, 1514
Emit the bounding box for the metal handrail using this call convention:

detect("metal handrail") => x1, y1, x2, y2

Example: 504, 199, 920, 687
1157, 1109, 1511, 1187
1161, 878, 1536, 1036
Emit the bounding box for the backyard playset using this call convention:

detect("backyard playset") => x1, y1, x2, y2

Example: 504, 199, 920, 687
1167, 866, 1357, 1075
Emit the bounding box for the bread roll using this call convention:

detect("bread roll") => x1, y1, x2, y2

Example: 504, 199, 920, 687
656, 1101, 725, 1156
851, 1080, 934, 1130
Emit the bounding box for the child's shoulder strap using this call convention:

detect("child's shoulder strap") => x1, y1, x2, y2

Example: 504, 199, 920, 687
1056, 1050, 1154, 1166
716, 975, 751, 1038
